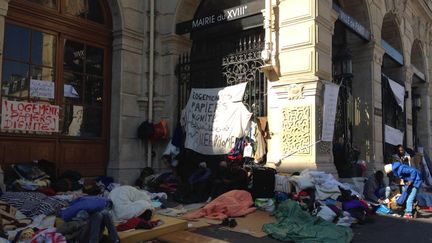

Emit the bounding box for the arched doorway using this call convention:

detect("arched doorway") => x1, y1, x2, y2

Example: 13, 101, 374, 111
381, 13, 405, 162
175, 0, 266, 170
178, 0, 266, 117
0, 0, 112, 176
331, 0, 371, 177
410, 40, 427, 150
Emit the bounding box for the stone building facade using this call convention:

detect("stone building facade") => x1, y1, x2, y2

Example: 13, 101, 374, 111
0, 0, 431, 184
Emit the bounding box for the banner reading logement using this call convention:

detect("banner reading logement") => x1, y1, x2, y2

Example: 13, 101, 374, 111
1, 100, 59, 132
182, 83, 252, 155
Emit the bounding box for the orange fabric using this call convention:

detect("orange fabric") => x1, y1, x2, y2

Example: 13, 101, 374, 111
183, 190, 256, 220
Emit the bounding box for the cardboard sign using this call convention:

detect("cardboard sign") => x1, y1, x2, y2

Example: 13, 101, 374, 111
1, 100, 59, 132
30, 79, 55, 99
321, 83, 340, 142
182, 83, 252, 155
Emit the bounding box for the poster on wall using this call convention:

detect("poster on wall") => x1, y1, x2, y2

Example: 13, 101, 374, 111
1, 100, 59, 132
321, 82, 340, 142
182, 82, 252, 155
30, 79, 55, 99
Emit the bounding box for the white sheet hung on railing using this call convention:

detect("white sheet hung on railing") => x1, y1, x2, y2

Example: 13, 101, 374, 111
387, 78, 405, 111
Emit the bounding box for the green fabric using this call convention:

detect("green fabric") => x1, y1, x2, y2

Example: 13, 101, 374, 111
262, 200, 353, 243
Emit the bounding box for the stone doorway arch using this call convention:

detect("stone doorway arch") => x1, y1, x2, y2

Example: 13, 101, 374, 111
331, 0, 373, 177
410, 40, 429, 151
381, 12, 405, 162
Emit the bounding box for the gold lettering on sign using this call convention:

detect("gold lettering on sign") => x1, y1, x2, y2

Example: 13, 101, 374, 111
281, 106, 312, 155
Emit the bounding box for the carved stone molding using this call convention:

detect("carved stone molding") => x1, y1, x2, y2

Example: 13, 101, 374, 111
286, 84, 305, 100
281, 105, 312, 155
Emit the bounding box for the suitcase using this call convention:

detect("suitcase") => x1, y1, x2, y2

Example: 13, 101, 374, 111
252, 167, 276, 198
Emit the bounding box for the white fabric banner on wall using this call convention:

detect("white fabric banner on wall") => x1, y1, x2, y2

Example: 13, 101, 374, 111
183, 83, 252, 155
384, 124, 404, 146
321, 83, 340, 142
387, 78, 405, 111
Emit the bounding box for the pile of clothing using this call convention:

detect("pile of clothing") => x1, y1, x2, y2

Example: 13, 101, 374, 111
0, 177, 168, 242
257, 169, 376, 243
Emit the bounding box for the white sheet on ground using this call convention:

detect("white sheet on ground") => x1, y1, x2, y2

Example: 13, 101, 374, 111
109, 185, 154, 221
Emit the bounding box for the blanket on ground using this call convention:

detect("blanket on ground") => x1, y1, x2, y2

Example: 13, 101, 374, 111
263, 200, 353, 243
183, 190, 256, 220
0, 192, 68, 217
108, 185, 154, 221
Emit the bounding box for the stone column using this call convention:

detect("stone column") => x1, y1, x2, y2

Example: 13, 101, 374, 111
370, 43, 385, 170
266, 0, 338, 174
107, 1, 147, 185
416, 83, 432, 152
404, 67, 414, 148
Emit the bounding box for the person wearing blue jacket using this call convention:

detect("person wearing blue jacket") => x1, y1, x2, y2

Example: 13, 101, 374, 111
384, 161, 422, 218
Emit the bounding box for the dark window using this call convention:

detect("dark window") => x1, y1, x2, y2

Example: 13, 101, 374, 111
25, 0, 57, 9
64, 0, 105, 24
2, 24, 56, 103
62, 39, 104, 137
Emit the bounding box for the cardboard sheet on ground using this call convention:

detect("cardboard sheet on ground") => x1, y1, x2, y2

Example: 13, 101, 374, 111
116, 214, 188, 243
220, 210, 277, 238
158, 230, 229, 243
187, 218, 221, 228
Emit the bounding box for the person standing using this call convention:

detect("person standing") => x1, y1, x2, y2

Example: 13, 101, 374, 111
384, 161, 422, 218
393, 144, 412, 167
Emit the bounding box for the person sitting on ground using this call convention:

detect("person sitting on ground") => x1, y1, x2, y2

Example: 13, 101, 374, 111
208, 161, 248, 201
384, 161, 422, 218
363, 171, 390, 204
393, 144, 412, 167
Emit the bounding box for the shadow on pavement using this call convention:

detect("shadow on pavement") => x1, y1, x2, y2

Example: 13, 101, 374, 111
352, 214, 432, 243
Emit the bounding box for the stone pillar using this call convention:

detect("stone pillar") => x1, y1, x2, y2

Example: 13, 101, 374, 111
416, 83, 432, 152
107, 1, 147, 185
404, 67, 414, 148
370, 43, 385, 170
266, 0, 338, 174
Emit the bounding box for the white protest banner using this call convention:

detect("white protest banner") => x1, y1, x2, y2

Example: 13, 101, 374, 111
321, 82, 340, 142
183, 82, 252, 155
1, 100, 59, 132
384, 124, 404, 146
387, 78, 405, 111
30, 79, 55, 99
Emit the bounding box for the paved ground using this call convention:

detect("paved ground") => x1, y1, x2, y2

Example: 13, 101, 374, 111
193, 214, 432, 243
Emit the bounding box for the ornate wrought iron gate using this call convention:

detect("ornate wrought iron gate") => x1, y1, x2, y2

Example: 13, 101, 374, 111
176, 29, 267, 118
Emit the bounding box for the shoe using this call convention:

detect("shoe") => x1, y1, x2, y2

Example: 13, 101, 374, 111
403, 213, 413, 219
221, 218, 230, 226
228, 219, 237, 228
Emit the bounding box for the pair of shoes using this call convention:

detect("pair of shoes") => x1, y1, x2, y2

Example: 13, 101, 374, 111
221, 218, 237, 228
403, 213, 413, 219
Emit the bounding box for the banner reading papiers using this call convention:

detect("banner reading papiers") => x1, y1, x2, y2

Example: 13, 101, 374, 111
1, 100, 59, 132
182, 82, 252, 155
